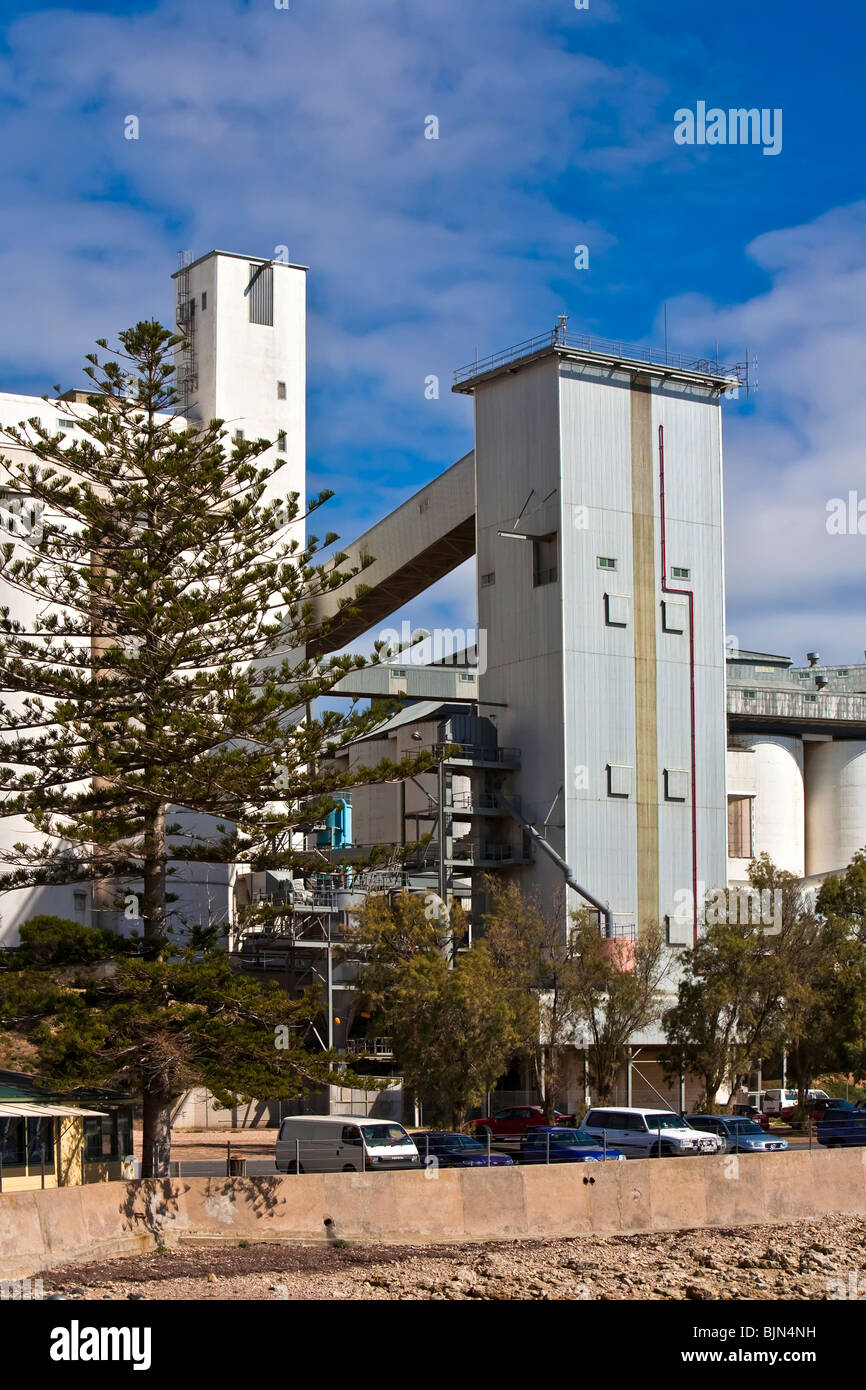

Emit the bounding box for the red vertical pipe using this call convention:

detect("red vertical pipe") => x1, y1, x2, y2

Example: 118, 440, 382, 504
658, 424, 699, 948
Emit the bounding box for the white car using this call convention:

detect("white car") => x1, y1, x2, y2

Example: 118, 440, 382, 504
580, 1106, 724, 1158
762, 1087, 829, 1116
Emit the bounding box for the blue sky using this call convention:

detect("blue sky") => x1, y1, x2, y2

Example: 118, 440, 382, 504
1, 0, 864, 659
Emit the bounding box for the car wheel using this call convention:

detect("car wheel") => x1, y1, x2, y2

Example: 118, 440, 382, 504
342, 1164, 356, 1172
287, 1160, 305, 1174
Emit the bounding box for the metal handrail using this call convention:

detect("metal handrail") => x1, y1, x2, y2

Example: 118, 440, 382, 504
428, 742, 520, 763
727, 686, 866, 723
449, 841, 522, 863
346, 1037, 394, 1056
454, 328, 747, 387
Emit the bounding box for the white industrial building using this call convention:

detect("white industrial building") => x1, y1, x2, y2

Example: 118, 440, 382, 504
3, 250, 866, 1114
726, 650, 866, 884
0, 250, 307, 943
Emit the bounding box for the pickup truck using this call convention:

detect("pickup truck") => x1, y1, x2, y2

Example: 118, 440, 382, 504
817, 1101, 866, 1147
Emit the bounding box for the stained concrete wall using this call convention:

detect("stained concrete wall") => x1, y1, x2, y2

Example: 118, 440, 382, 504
2, 1150, 865, 1280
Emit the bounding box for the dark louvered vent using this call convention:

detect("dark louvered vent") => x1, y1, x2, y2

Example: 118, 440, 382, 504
247, 262, 274, 326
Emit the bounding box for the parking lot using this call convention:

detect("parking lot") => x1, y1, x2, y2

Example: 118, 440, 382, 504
149, 1122, 820, 1177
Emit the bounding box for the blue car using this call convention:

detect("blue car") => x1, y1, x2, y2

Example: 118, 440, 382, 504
818, 1102, 866, 1147
520, 1126, 626, 1163
411, 1132, 514, 1167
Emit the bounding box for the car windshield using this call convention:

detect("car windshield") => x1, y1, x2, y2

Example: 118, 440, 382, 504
443, 1135, 481, 1150
645, 1113, 687, 1130
728, 1120, 764, 1135
360, 1124, 413, 1147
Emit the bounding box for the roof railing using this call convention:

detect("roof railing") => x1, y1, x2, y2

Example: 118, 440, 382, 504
454, 328, 748, 388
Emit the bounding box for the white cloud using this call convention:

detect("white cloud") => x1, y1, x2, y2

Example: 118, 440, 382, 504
661, 202, 866, 663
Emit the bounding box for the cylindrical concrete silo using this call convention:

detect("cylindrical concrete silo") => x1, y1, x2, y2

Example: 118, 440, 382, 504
805, 740, 866, 876
728, 735, 805, 876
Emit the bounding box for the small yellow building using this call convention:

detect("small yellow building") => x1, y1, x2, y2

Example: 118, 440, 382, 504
0, 1078, 135, 1191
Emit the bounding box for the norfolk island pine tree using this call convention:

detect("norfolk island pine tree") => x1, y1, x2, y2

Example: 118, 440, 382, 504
0, 320, 433, 1173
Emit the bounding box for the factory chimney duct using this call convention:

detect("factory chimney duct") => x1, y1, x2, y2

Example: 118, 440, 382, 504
497, 792, 613, 939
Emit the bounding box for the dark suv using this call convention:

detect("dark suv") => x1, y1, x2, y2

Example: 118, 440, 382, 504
817, 1101, 866, 1147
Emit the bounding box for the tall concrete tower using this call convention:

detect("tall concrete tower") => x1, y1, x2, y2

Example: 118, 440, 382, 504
455, 333, 741, 944
172, 250, 307, 515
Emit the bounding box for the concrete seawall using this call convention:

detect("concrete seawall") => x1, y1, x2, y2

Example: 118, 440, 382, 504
2, 1147, 865, 1280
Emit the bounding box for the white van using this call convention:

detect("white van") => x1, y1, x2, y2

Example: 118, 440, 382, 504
275, 1115, 421, 1174
761, 1088, 798, 1116
762, 1087, 828, 1116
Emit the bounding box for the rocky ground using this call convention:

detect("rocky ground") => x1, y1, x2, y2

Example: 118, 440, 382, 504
40, 1217, 866, 1301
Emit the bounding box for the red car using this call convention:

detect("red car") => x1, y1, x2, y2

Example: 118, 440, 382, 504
731, 1103, 770, 1131
475, 1105, 575, 1140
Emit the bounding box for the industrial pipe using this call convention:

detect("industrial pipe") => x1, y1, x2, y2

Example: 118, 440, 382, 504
497, 792, 614, 938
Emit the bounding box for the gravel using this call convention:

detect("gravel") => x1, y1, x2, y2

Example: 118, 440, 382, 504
39, 1216, 866, 1301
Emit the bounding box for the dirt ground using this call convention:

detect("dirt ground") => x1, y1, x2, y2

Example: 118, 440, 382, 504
40, 1216, 866, 1301
139, 1127, 280, 1162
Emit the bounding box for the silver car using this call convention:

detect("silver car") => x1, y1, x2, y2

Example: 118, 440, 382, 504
686, 1114, 788, 1154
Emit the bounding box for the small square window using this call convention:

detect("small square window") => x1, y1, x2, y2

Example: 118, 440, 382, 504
481, 571, 495, 588
607, 763, 632, 798
671, 566, 690, 580
277, 381, 286, 400
597, 556, 617, 571
604, 593, 630, 628
277, 432, 287, 453
234, 429, 245, 442
665, 914, 689, 948
201, 291, 207, 311
662, 598, 687, 633
664, 768, 689, 802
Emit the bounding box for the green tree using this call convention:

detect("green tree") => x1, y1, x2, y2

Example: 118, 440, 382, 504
568, 912, 669, 1103
660, 856, 866, 1113
349, 892, 520, 1128
0, 322, 429, 1168
816, 849, 866, 945
661, 919, 783, 1111
482, 879, 582, 1121
0, 918, 371, 1166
